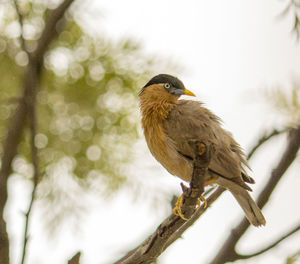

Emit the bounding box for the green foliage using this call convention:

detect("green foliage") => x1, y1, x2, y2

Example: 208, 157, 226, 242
286, 250, 300, 264
37, 22, 149, 191
0, 0, 154, 196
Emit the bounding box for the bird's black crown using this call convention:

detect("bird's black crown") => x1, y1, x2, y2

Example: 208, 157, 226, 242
139, 74, 185, 95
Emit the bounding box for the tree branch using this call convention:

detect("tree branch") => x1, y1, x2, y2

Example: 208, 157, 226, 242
0, 1, 76, 263
115, 141, 226, 264
0, 94, 27, 264
20, 71, 39, 264
68, 252, 81, 264
13, 0, 27, 53
239, 224, 300, 259
177, 140, 215, 219
247, 128, 288, 160
162, 187, 225, 251
115, 187, 225, 264
34, 0, 75, 60
209, 126, 300, 264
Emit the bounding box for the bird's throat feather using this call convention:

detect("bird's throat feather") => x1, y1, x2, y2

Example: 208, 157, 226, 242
140, 99, 175, 158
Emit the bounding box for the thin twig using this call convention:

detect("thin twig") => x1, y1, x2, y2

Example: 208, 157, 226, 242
12, 0, 27, 53
277, 0, 300, 40
247, 128, 288, 160
20, 79, 39, 264
34, 0, 75, 59
239, 224, 300, 259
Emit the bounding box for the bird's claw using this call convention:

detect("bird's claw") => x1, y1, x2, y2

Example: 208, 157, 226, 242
173, 194, 188, 220
199, 195, 207, 208
173, 194, 207, 220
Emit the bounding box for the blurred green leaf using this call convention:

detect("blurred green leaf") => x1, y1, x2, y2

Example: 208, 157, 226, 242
286, 250, 300, 264
0, 0, 171, 230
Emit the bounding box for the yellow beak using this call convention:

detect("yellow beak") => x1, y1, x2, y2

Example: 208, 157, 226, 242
184, 88, 196, 97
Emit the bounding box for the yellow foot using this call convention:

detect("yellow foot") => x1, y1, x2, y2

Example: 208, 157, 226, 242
199, 195, 207, 208
205, 176, 218, 186
173, 194, 188, 220
173, 194, 208, 220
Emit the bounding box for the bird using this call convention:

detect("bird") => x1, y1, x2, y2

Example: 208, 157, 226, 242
138, 74, 266, 227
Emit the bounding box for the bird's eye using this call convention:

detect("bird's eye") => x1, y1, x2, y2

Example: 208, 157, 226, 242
164, 83, 171, 89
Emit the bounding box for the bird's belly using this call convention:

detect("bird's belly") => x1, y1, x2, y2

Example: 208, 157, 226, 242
163, 156, 193, 182
147, 139, 193, 182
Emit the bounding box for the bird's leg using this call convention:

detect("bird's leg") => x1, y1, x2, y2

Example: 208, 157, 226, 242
173, 140, 213, 220
173, 192, 207, 220
173, 194, 188, 220
173, 184, 190, 220
205, 176, 218, 186
191, 141, 214, 210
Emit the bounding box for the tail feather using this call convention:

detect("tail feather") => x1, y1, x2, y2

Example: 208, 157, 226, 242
215, 177, 266, 226
232, 190, 266, 226
241, 172, 255, 184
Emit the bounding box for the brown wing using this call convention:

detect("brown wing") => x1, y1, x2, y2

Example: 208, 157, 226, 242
163, 100, 252, 190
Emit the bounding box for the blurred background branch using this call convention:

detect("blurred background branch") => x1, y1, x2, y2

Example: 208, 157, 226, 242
12, 0, 26, 52
239, 224, 300, 259
0, 0, 76, 263
68, 251, 81, 264
279, 0, 300, 39
20, 38, 41, 264
0, 0, 160, 263
116, 187, 225, 264
247, 128, 289, 160
209, 126, 300, 264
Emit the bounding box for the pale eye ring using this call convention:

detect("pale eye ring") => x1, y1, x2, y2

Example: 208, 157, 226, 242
164, 83, 171, 89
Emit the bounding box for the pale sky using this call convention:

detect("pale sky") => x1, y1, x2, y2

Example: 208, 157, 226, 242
6, 0, 300, 264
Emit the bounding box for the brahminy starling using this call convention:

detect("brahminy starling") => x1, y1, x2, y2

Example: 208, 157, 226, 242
139, 74, 266, 227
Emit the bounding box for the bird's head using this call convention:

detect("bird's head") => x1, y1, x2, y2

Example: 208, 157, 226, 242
139, 74, 195, 100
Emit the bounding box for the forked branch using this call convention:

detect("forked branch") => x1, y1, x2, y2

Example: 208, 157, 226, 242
13, 0, 26, 52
